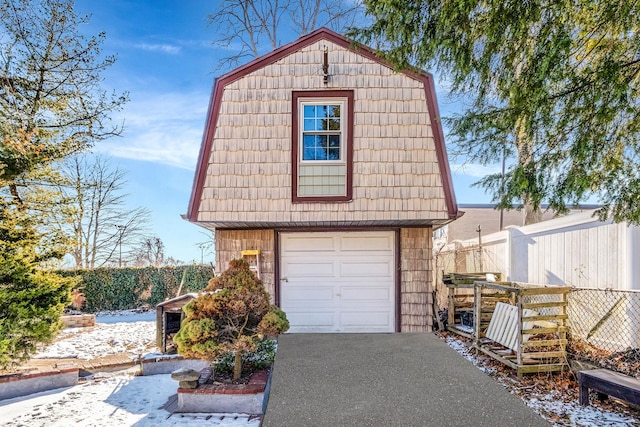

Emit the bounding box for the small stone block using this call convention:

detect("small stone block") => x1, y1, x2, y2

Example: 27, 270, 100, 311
179, 380, 199, 389
171, 368, 201, 382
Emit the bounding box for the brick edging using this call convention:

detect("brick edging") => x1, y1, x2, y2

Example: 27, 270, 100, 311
0, 368, 79, 384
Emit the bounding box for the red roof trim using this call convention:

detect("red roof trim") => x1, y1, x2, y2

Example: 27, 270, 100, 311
423, 74, 459, 219
186, 27, 458, 222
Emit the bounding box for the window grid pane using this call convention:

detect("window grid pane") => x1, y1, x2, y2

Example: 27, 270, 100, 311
301, 103, 342, 161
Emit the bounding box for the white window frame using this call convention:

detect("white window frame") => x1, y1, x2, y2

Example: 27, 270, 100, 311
298, 98, 348, 165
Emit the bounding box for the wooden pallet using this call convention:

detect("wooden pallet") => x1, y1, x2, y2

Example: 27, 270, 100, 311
444, 274, 508, 339
473, 282, 571, 377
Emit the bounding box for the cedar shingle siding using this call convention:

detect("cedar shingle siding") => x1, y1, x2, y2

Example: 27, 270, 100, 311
215, 230, 276, 299
196, 38, 449, 227
187, 29, 459, 333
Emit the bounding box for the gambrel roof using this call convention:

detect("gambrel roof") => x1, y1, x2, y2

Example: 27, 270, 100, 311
186, 27, 458, 223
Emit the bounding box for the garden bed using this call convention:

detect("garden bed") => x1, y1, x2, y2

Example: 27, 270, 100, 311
177, 369, 270, 414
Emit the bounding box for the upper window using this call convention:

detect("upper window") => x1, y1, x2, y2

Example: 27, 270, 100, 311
292, 91, 353, 202
302, 104, 342, 161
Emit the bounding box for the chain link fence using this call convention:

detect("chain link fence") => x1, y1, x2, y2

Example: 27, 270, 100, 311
567, 288, 640, 353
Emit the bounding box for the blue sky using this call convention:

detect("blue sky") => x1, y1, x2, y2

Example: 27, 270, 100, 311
73, 0, 494, 263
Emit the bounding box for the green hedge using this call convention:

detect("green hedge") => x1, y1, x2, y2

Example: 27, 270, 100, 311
59, 265, 214, 312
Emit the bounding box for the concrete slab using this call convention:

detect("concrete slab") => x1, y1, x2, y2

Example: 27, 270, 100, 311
177, 391, 265, 414
263, 333, 548, 426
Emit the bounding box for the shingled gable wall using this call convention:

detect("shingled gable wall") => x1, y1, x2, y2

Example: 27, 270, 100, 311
189, 28, 458, 333
188, 29, 457, 227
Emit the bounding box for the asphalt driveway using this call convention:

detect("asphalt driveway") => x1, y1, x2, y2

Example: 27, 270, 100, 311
262, 333, 548, 426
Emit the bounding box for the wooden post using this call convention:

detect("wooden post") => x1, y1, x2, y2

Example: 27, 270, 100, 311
156, 307, 164, 351
474, 282, 482, 347
516, 291, 523, 373
447, 286, 455, 327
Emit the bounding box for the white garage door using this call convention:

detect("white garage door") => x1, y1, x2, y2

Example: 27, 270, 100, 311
280, 231, 395, 333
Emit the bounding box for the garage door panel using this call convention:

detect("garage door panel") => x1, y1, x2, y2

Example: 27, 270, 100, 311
341, 286, 391, 302
340, 235, 393, 252
340, 260, 393, 277
283, 286, 334, 302
285, 261, 336, 278
339, 312, 392, 330
286, 312, 334, 328
282, 236, 336, 253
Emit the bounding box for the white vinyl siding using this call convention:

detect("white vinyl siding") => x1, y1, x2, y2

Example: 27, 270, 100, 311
298, 164, 346, 196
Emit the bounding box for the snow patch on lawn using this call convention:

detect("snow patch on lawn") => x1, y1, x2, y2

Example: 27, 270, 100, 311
34, 312, 157, 360
526, 393, 634, 427
0, 372, 260, 427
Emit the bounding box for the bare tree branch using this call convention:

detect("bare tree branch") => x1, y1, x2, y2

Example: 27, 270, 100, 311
208, 0, 364, 71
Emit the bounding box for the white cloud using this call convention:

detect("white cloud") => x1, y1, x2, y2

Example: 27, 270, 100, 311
134, 43, 181, 54
96, 91, 209, 170
451, 163, 503, 178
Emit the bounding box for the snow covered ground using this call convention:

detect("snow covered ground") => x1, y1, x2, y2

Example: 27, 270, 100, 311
0, 311, 260, 427
445, 335, 640, 426
0, 370, 260, 427
34, 311, 157, 360
2, 312, 639, 426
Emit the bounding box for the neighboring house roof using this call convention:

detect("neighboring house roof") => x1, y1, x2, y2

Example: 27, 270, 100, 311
446, 204, 599, 242
186, 27, 458, 223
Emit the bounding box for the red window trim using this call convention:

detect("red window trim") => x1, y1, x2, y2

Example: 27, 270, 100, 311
291, 90, 354, 203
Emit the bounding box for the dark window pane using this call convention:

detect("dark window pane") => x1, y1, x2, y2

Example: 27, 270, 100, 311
329, 135, 341, 147
328, 118, 340, 130
328, 148, 340, 160
320, 135, 329, 148
328, 105, 340, 118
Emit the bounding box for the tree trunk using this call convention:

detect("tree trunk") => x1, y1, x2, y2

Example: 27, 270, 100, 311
233, 351, 243, 381
523, 202, 542, 225
515, 116, 542, 226
9, 184, 23, 207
